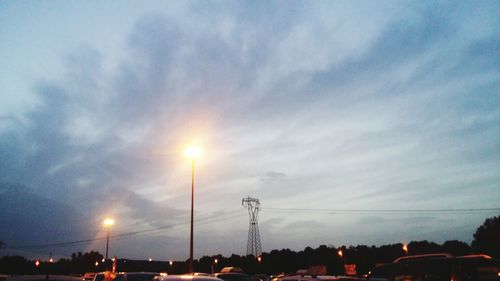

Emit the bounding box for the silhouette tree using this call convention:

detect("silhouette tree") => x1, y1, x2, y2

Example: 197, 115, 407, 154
69, 251, 104, 273
471, 215, 500, 258
442, 240, 471, 256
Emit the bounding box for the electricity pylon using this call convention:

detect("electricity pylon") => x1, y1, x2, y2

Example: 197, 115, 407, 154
242, 196, 262, 257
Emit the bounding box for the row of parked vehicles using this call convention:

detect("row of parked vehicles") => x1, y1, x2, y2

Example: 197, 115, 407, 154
86, 254, 499, 281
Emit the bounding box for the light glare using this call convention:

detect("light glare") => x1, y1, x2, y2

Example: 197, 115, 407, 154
103, 218, 114, 226
184, 146, 202, 159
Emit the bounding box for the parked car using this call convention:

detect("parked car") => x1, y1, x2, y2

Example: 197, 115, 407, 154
6, 276, 82, 281
114, 272, 160, 281
158, 275, 224, 281
214, 267, 251, 281
214, 273, 251, 281
193, 274, 211, 277
277, 275, 363, 281
368, 253, 500, 281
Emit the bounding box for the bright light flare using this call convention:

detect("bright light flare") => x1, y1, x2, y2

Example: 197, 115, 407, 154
402, 244, 408, 252
103, 218, 115, 227
338, 250, 343, 257
184, 146, 202, 159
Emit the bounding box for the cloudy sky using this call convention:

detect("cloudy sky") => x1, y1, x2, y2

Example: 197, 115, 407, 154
1, 1, 499, 261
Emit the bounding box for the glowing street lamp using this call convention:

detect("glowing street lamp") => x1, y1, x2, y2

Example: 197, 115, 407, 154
185, 146, 202, 159
211, 258, 218, 274
103, 218, 115, 260
169, 260, 174, 274
337, 250, 343, 258
185, 145, 202, 274
337, 249, 345, 275
402, 243, 409, 255
35, 260, 40, 267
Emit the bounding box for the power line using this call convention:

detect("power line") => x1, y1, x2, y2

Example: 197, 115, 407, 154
263, 207, 500, 214
6, 210, 246, 250
6, 207, 499, 251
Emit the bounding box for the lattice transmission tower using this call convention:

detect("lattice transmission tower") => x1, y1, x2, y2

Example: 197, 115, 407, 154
242, 196, 262, 257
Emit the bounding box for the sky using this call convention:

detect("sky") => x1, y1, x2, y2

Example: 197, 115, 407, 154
0, 1, 499, 261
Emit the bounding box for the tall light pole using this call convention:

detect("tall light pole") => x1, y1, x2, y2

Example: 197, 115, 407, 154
338, 248, 345, 275
211, 258, 218, 274
103, 218, 114, 260
185, 146, 201, 274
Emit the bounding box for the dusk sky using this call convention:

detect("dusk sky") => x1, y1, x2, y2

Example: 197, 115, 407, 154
1, 1, 499, 261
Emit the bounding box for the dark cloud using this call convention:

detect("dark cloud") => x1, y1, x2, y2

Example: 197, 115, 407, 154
260, 171, 286, 183
0, 182, 93, 255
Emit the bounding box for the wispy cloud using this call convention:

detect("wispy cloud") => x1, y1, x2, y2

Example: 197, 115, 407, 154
0, 1, 498, 259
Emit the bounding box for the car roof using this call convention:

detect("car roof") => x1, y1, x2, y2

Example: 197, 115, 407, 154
7, 276, 82, 281
277, 275, 319, 281
118, 273, 159, 274
159, 275, 223, 281
393, 253, 453, 262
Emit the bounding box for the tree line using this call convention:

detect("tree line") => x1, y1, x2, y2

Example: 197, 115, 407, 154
1, 215, 498, 275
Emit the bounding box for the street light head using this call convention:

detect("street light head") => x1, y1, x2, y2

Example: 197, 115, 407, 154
214, 258, 218, 264
402, 244, 408, 252
185, 146, 202, 159
103, 218, 115, 227
338, 250, 343, 257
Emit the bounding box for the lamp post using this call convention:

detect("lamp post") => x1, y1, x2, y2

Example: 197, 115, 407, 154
338, 249, 344, 274
185, 146, 201, 274
103, 218, 114, 260
211, 258, 218, 274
